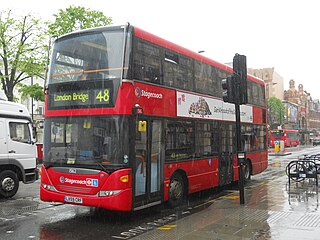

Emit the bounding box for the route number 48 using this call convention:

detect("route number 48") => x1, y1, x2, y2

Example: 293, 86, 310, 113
96, 89, 110, 103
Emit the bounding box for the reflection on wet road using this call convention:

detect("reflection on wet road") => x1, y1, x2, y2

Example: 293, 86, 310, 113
131, 147, 320, 239
1, 146, 320, 239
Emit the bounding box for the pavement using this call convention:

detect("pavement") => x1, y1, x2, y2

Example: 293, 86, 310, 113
132, 149, 320, 240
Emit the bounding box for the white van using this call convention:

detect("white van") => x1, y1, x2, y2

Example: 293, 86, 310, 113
0, 92, 38, 198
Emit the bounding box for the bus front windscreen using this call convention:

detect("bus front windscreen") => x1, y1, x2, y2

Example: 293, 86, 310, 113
48, 28, 126, 84
271, 131, 284, 139
43, 116, 130, 170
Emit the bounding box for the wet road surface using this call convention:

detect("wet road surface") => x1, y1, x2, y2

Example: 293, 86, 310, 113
131, 146, 320, 239
1, 146, 320, 239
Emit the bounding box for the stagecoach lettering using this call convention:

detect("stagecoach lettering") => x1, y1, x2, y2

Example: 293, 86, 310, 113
141, 89, 163, 99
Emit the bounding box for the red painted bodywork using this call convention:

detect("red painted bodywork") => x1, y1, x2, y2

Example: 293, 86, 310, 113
42, 26, 268, 211
269, 129, 300, 147
40, 165, 133, 211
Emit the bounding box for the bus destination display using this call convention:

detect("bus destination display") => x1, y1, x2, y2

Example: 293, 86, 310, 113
49, 88, 111, 108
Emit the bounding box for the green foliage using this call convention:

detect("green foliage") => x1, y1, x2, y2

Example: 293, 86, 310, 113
0, 10, 48, 101
0, 6, 112, 102
18, 83, 44, 102
48, 6, 112, 37
267, 97, 285, 125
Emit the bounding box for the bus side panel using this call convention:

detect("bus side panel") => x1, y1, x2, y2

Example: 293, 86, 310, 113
133, 82, 176, 117
248, 151, 268, 175
233, 156, 239, 181
164, 158, 219, 195
252, 107, 265, 124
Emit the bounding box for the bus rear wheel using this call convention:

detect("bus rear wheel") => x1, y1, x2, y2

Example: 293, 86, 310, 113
0, 170, 19, 198
168, 173, 185, 208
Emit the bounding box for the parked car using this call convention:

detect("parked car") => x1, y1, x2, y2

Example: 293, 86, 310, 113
313, 137, 320, 146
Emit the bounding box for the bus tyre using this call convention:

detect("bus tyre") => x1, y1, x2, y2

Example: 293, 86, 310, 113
0, 170, 19, 198
244, 160, 251, 182
168, 173, 185, 208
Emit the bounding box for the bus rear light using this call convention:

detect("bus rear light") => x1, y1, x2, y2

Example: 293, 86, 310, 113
99, 190, 121, 197
120, 175, 129, 183
42, 184, 57, 192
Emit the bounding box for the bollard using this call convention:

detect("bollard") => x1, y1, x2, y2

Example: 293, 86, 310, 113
274, 140, 280, 152
279, 140, 285, 154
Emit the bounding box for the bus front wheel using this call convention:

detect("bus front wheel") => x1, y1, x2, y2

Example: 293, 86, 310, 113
168, 173, 185, 208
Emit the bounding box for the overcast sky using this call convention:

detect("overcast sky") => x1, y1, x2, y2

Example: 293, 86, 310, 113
3, 0, 320, 99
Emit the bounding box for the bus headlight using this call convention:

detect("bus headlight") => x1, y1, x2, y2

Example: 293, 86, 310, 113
42, 184, 57, 192
98, 190, 121, 197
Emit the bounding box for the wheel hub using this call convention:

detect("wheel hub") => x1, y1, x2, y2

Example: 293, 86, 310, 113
1, 177, 15, 192
170, 180, 182, 200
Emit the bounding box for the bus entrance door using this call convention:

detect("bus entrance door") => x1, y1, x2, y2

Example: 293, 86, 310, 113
219, 152, 234, 186
133, 119, 163, 210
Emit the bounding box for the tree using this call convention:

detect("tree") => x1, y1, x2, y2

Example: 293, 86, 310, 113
45, 6, 112, 84
18, 83, 44, 102
0, 10, 48, 101
48, 6, 112, 37
267, 96, 285, 128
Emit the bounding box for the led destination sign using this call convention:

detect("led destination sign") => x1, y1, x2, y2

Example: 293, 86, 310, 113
54, 92, 90, 103
48, 80, 114, 109
51, 88, 110, 108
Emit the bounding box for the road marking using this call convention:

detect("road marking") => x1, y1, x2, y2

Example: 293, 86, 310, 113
221, 195, 239, 199
158, 224, 177, 230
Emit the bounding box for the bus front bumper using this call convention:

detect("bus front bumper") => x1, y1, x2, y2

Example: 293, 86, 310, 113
40, 184, 132, 211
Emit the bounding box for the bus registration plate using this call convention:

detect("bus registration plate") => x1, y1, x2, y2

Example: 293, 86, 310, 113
64, 196, 83, 204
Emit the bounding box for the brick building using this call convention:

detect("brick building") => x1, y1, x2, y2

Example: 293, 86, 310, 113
249, 67, 320, 144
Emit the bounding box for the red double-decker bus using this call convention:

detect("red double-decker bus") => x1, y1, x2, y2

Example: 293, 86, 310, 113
40, 24, 268, 211
269, 129, 300, 147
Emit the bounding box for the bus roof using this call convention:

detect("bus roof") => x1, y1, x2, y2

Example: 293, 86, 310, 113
54, 24, 264, 86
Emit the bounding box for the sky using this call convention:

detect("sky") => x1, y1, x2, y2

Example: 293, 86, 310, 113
3, 0, 320, 99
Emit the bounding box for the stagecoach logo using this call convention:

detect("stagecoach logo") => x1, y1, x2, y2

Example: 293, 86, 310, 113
59, 176, 99, 187
60, 176, 65, 183
135, 87, 163, 99
135, 87, 141, 98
